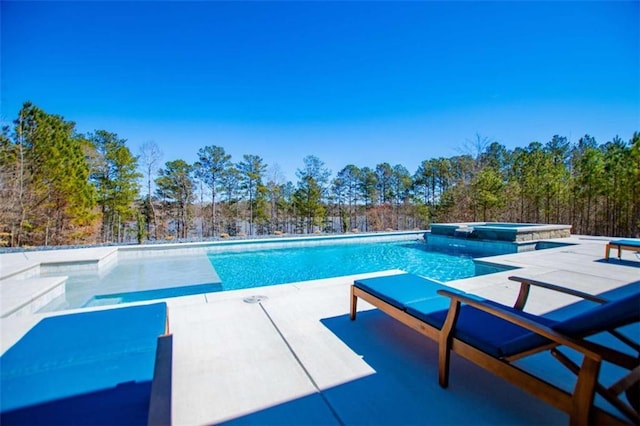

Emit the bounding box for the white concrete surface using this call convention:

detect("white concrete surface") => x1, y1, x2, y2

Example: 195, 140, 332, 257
0, 247, 118, 280
1, 235, 638, 425
0, 276, 66, 318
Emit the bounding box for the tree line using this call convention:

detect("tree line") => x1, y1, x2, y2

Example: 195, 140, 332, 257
1, 102, 638, 247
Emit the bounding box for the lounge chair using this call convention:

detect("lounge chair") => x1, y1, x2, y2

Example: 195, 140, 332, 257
350, 273, 640, 425
1, 302, 171, 425
606, 239, 640, 260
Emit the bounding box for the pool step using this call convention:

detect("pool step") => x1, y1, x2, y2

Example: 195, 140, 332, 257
83, 282, 223, 307
0, 277, 67, 319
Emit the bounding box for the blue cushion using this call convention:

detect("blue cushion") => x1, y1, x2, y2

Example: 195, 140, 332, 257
405, 297, 456, 327
358, 273, 640, 359
354, 274, 451, 310
553, 292, 640, 336
1, 302, 167, 413
609, 239, 640, 248
408, 298, 557, 357
411, 292, 640, 358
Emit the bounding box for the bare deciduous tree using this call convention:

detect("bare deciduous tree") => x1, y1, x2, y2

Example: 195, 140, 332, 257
139, 140, 162, 239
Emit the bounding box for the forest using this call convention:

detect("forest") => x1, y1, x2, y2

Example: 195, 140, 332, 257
1, 102, 638, 248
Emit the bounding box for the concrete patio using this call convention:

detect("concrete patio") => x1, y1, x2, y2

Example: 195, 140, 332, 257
1, 235, 639, 425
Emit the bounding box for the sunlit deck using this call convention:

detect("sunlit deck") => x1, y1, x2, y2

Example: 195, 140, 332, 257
1, 235, 639, 425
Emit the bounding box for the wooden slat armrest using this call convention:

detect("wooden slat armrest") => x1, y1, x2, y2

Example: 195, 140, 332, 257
509, 276, 608, 308
436, 289, 605, 361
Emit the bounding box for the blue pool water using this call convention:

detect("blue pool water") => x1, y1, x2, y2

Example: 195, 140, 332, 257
208, 240, 510, 290
40, 255, 220, 311
38, 238, 514, 312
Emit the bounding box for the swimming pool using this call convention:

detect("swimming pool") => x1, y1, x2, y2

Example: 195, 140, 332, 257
37, 236, 514, 312
208, 240, 509, 290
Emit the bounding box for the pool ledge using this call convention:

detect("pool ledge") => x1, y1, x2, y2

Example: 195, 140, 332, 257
0, 247, 118, 281
1, 276, 67, 319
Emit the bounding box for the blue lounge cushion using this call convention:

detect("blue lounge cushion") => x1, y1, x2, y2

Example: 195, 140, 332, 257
609, 239, 640, 248
409, 290, 640, 358
404, 296, 454, 326
552, 292, 640, 336
354, 274, 452, 310
503, 292, 640, 356
408, 297, 557, 357
1, 302, 167, 413
357, 273, 640, 360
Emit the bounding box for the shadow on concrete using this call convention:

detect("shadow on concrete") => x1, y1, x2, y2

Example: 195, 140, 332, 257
0, 381, 152, 426
220, 310, 566, 425
220, 392, 341, 426
595, 258, 640, 268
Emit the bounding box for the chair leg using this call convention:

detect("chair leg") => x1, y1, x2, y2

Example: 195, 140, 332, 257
438, 338, 452, 388
350, 287, 358, 320
569, 357, 601, 426
438, 300, 461, 388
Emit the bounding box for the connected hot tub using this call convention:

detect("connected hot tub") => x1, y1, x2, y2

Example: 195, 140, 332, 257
430, 222, 571, 242
426, 222, 572, 254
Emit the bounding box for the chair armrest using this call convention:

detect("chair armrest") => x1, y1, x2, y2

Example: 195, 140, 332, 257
509, 276, 607, 310
436, 289, 605, 361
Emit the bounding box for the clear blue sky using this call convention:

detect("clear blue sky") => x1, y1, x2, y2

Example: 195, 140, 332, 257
2, 1, 638, 181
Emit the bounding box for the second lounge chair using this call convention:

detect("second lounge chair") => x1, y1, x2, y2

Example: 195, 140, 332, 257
350, 273, 640, 425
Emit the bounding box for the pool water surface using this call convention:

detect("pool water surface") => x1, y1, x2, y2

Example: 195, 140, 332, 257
208, 240, 508, 290
38, 238, 512, 312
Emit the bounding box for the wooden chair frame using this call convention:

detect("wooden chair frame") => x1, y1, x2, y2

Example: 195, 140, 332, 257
606, 241, 640, 261
350, 276, 639, 425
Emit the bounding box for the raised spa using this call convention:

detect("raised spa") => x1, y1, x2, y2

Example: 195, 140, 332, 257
426, 222, 572, 254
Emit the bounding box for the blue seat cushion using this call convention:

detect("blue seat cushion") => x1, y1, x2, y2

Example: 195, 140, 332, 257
609, 239, 640, 248
405, 297, 458, 327
358, 274, 640, 359
553, 292, 640, 336
408, 297, 557, 357
410, 292, 640, 358
1, 302, 167, 413
354, 274, 452, 310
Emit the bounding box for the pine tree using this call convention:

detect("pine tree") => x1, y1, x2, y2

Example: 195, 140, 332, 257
156, 160, 194, 239
9, 102, 97, 246
88, 130, 141, 243
237, 154, 267, 236
194, 145, 231, 237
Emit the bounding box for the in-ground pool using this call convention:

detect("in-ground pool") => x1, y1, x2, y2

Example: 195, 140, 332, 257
208, 240, 510, 290
37, 237, 516, 312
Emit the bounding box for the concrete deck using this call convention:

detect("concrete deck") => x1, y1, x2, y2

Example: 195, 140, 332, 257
1, 235, 639, 425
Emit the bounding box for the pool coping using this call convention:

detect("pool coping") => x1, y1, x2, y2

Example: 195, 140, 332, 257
0, 276, 67, 318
